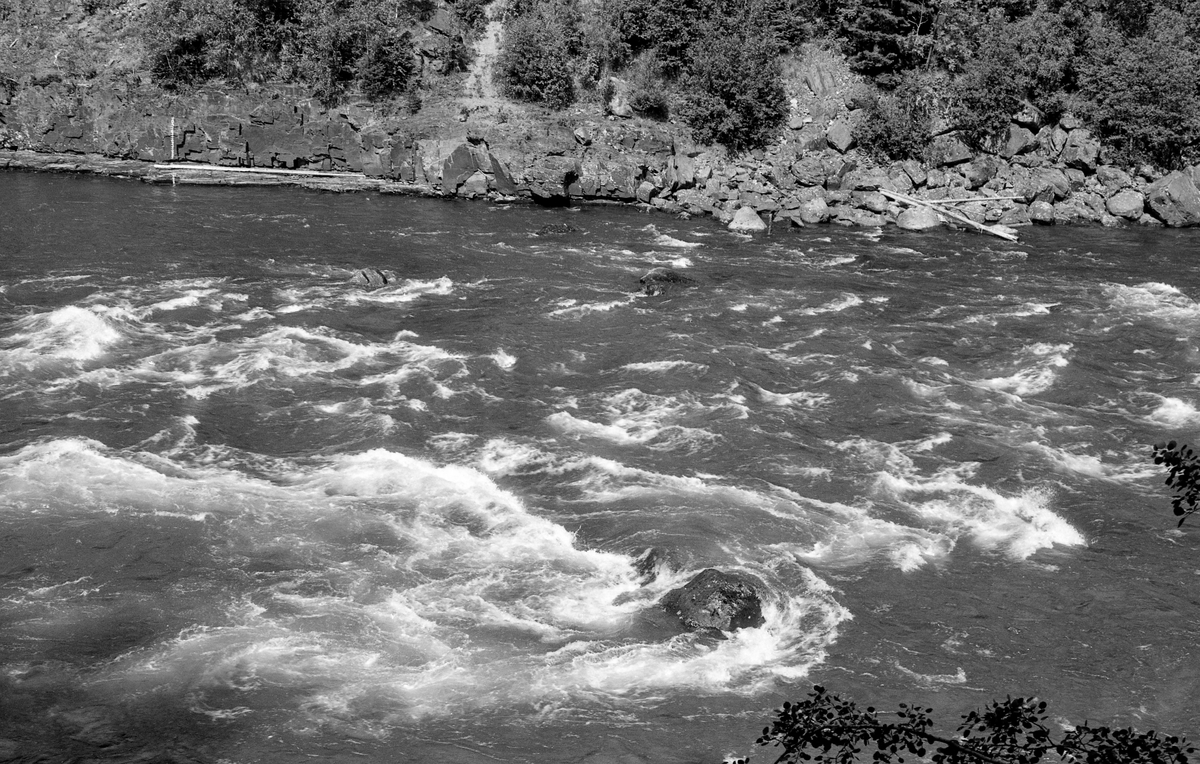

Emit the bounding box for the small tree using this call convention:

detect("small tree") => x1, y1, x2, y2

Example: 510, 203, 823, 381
736, 685, 1193, 764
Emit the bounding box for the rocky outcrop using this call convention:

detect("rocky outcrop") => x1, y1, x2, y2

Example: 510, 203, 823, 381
659, 569, 766, 632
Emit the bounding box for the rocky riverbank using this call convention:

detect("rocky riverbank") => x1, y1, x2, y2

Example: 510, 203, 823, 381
4, 75, 1200, 233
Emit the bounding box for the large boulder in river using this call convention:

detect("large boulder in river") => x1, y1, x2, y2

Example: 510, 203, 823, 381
659, 568, 766, 632
639, 267, 696, 296
1146, 171, 1200, 227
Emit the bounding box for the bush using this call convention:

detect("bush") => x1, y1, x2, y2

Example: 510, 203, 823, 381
626, 54, 669, 119
678, 23, 787, 153
359, 29, 416, 100
1077, 12, 1200, 169
855, 73, 938, 161
496, 5, 575, 108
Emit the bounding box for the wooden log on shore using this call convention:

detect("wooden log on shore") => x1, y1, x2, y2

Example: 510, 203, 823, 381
153, 163, 364, 178
920, 195, 1025, 204
879, 188, 1019, 242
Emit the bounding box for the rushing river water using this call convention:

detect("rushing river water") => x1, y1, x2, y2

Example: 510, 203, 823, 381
2, 171, 1200, 763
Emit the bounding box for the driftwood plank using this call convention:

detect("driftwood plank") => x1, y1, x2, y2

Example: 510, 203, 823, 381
880, 189, 1020, 242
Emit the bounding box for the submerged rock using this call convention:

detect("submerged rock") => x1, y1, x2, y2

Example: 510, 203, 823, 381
639, 267, 696, 296
352, 268, 397, 288
659, 568, 766, 632
535, 223, 580, 235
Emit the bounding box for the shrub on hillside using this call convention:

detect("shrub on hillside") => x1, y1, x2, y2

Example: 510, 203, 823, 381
496, 6, 575, 108
678, 23, 787, 153
359, 28, 416, 100
1077, 12, 1200, 169
626, 54, 669, 119
855, 72, 939, 161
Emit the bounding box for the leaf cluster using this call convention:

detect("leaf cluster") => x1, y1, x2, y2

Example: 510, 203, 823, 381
1152, 440, 1200, 526
740, 685, 1193, 764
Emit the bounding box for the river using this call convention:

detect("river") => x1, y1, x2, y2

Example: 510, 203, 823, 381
1, 171, 1198, 763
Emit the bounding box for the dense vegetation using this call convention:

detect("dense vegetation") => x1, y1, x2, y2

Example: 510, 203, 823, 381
138, 0, 436, 105
491, 0, 1200, 163
2, 0, 1198, 162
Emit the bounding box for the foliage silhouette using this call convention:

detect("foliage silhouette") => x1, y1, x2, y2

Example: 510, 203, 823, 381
733, 685, 1192, 764
1152, 440, 1200, 527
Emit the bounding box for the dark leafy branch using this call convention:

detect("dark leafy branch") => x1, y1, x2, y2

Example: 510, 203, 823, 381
732, 685, 1192, 764
1152, 440, 1200, 527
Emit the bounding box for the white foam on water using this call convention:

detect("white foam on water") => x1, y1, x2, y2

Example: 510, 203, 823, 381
652, 234, 703, 249
799, 294, 864, 316
1104, 282, 1200, 327
877, 472, 1084, 560
548, 295, 640, 318
894, 663, 967, 685
0, 437, 263, 521
45, 443, 849, 727
620, 360, 707, 374
1, 305, 129, 365
344, 277, 456, 306
1147, 396, 1200, 427
1019, 441, 1156, 482
976, 343, 1071, 397
755, 384, 829, 408
546, 389, 723, 453
831, 436, 1086, 565
490, 348, 517, 370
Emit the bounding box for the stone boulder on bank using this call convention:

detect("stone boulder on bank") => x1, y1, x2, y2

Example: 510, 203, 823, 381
1106, 188, 1145, 220
1146, 171, 1200, 227
728, 206, 768, 233
659, 569, 766, 632
896, 207, 943, 231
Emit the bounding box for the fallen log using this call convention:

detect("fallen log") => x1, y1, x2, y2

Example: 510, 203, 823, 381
151, 161, 355, 177
880, 188, 1019, 242
920, 195, 1025, 204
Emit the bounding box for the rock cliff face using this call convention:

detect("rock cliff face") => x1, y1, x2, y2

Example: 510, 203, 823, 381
3, 70, 1200, 230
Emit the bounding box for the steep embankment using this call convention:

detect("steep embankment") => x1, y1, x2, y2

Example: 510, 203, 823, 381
3, 2, 1200, 232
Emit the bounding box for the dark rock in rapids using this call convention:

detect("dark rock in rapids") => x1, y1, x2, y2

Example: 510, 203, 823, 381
638, 267, 696, 296
535, 223, 580, 235
659, 568, 766, 632
352, 268, 397, 288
